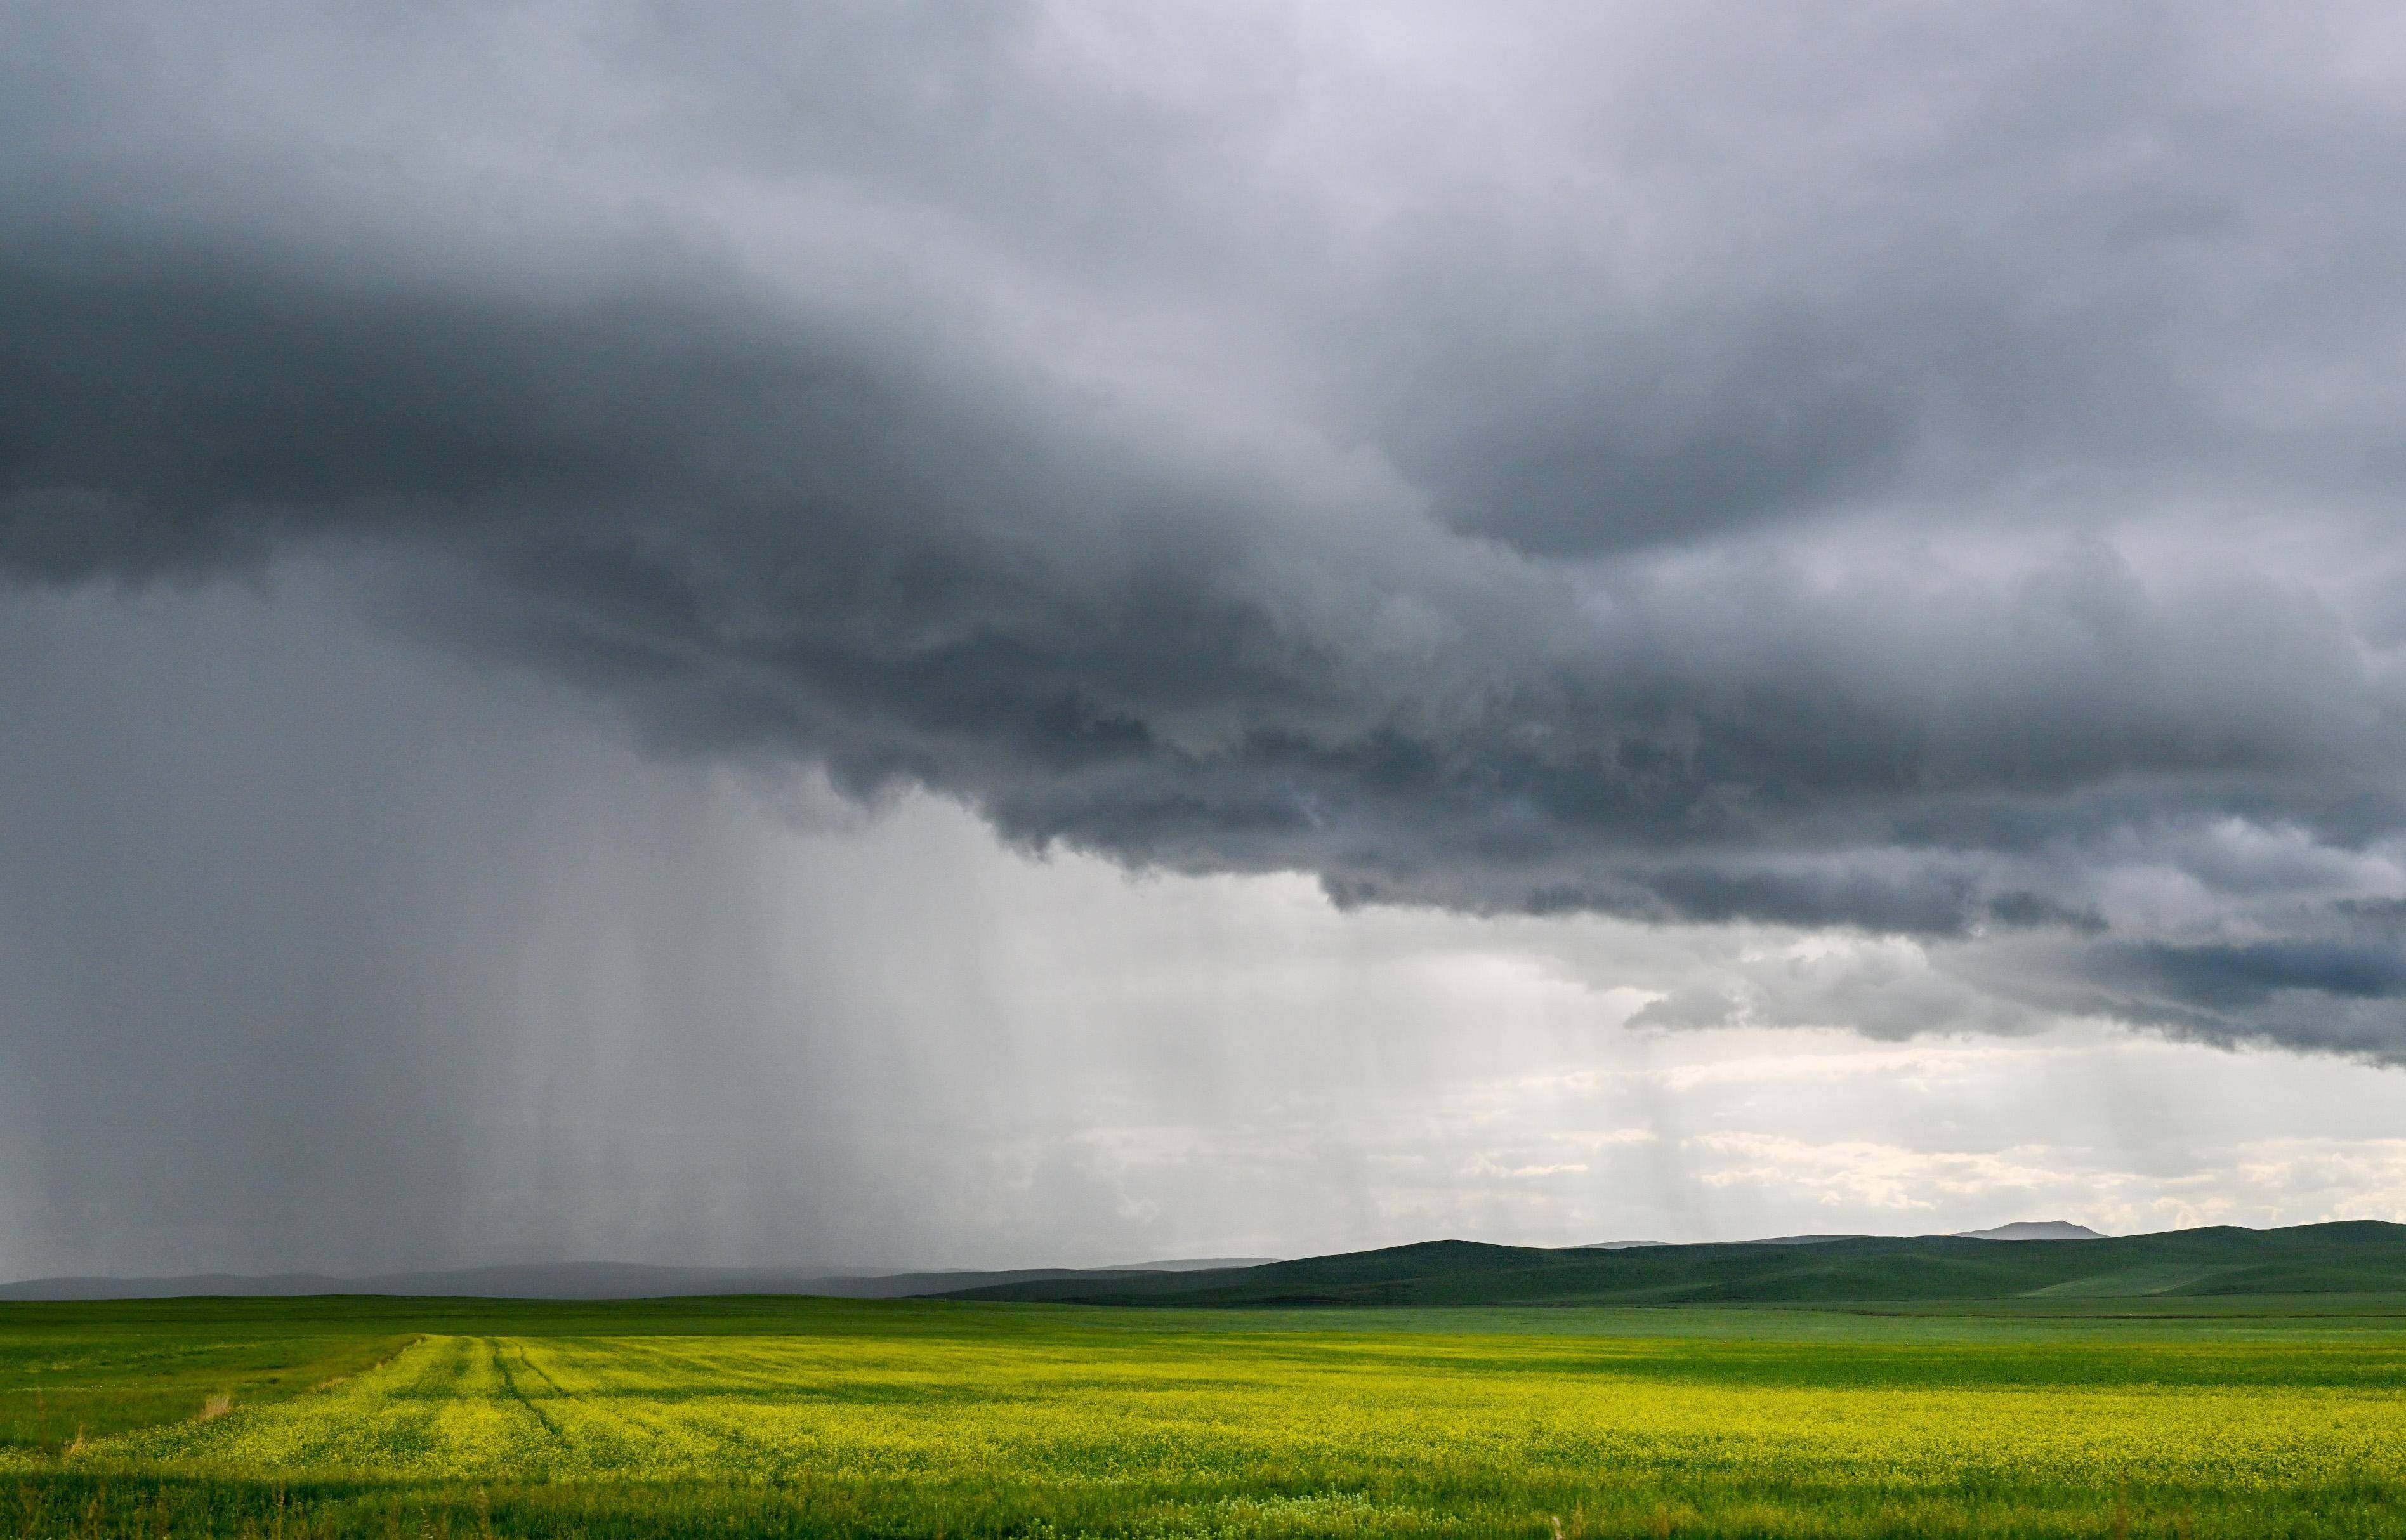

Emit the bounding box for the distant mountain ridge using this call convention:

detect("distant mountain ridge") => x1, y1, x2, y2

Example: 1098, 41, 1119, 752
1954, 1221, 2106, 1241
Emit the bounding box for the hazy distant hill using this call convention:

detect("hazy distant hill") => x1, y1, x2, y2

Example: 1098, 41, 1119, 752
1953, 1221, 2107, 1242
941, 1222, 2406, 1306
0, 1258, 1275, 1303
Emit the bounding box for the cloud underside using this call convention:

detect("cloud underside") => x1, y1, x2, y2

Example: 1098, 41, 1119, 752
6, 1, 2406, 1056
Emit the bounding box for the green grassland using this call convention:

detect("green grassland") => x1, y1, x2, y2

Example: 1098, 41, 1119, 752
7, 1293, 2406, 1537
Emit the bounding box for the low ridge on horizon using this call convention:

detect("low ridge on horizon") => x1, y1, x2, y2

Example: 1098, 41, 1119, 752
0, 1255, 1286, 1302
16, 1221, 2382, 1305
941, 1219, 2406, 1308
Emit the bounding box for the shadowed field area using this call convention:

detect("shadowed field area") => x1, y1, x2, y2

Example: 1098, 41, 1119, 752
6, 1295, 2406, 1536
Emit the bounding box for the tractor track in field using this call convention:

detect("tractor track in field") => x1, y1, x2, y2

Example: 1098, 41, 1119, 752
508, 1343, 569, 1396
485, 1339, 569, 1445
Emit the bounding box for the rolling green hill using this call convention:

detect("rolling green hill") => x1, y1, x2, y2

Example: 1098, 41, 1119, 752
940, 1221, 2406, 1306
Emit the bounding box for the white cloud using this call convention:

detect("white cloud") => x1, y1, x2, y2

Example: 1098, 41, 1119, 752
1688, 1133, 2067, 1213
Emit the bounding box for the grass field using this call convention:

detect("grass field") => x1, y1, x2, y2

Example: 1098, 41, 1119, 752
7, 1296, 2406, 1537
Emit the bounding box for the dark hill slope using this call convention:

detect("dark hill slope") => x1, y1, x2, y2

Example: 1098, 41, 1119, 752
941, 1222, 2406, 1306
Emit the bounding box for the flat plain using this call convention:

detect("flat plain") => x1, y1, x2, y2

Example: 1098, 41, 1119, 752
6, 1294, 2406, 1538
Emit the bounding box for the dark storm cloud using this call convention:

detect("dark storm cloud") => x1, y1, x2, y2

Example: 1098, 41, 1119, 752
2109, 941, 2406, 1010
6, 1, 2406, 1055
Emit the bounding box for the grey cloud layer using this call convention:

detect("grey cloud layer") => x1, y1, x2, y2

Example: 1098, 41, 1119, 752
6, 1, 2406, 1054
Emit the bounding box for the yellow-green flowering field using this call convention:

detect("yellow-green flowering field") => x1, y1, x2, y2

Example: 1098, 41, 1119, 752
6, 1296, 2406, 1537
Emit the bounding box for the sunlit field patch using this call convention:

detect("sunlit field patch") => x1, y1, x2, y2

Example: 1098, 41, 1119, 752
6, 1298, 2406, 1536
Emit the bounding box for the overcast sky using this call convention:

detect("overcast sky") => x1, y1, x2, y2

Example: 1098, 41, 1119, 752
6, 1, 2406, 1279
